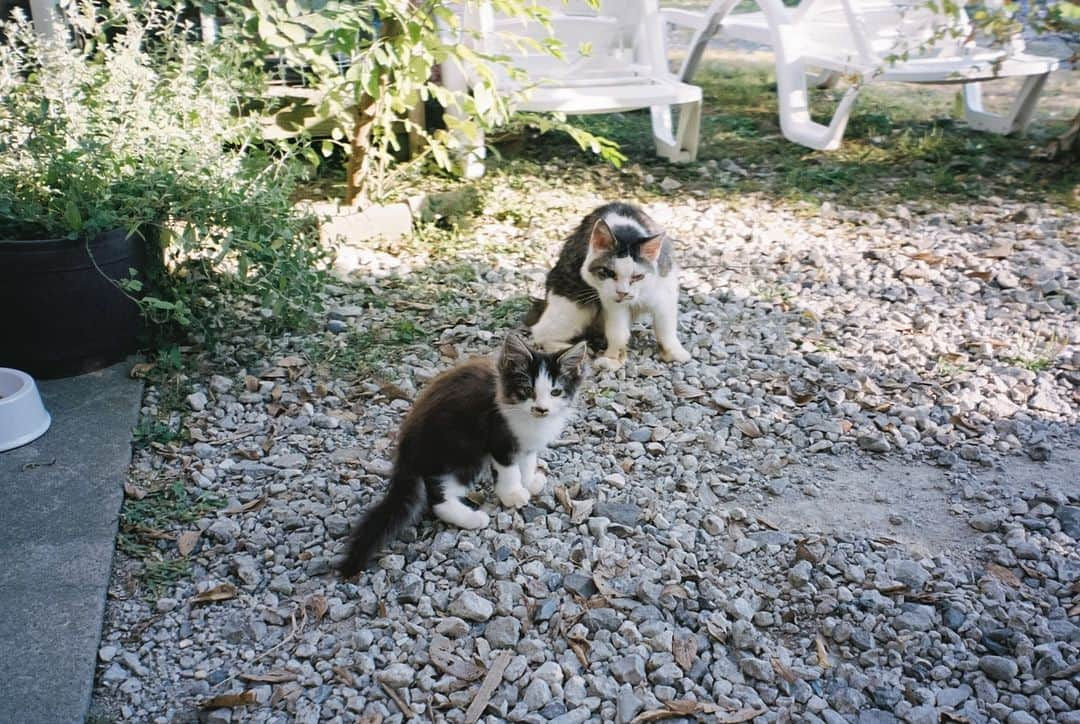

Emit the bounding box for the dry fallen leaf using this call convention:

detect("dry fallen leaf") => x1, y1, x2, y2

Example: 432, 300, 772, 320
239, 670, 298, 684
200, 690, 257, 709
632, 700, 763, 723
553, 485, 574, 515
660, 583, 689, 600
430, 639, 484, 681
439, 343, 459, 359
222, 496, 268, 515
129, 362, 155, 379
191, 583, 238, 605
816, 634, 832, 669
671, 382, 704, 399
734, 419, 761, 438
306, 595, 329, 622
673, 636, 697, 671
570, 499, 595, 525
177, 530, 201, 557
123, 482, 147, 500
772, 657, 798, 684
592, 573, 620, 598
986, 563, 1022, 588
276, 355, 306, 367
705, 615, 729, 643
332, 665, 355, 686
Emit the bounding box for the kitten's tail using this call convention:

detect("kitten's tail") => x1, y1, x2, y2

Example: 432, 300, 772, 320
338, 472, 425, 578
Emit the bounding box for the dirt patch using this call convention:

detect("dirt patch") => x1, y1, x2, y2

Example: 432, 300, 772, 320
740, 442, 1080, 559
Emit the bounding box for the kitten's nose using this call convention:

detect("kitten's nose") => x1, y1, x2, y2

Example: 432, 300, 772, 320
614, 291, 629, 302
531, 405, 549, 417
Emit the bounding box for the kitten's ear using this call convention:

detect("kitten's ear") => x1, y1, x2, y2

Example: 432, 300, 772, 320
499, 332, 533, 372
589, 218, 616, 253
637, 232, 665, 263
557, 340, 588, 374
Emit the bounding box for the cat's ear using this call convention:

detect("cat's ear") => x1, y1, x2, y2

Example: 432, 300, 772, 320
556, 340, 588, 374
637, 232, 665, 263
500, 332, 533, 372
589, 218, 616, 253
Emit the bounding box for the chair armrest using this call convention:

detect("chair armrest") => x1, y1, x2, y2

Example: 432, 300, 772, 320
660, 8, 707, 30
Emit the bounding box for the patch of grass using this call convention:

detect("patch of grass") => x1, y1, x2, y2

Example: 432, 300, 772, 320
118, 480, 224, 596
533, 63, 1078, 211
488, 296, 534, 327
307, 317, 434, 380
1002, 356, 1052, 372
132, 418, 187, 447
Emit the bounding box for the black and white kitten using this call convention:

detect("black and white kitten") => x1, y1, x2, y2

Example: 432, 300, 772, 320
529, 202, 690, 369
338, 333, 587, 576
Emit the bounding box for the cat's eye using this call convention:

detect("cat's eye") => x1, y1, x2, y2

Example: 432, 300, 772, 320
597, 268, 614, 280
520, 385, 533, 397
551, 388, 564, 397
631, 273, 645, 283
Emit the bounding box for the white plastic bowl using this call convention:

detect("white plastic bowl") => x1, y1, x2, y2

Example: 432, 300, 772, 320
0, 368, 52, 453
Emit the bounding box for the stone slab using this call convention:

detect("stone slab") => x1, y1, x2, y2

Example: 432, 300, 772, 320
0, 361, 142, 724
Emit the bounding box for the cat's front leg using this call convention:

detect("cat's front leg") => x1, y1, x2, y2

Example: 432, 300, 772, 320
518, 451, 546, 495
595, 304, 631, 370
493, 461, 531, 508
652, 277, 691, 363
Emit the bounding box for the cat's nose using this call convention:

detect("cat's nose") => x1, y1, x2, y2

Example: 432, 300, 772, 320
614, 291, 629, 302
531, 405, 549, 417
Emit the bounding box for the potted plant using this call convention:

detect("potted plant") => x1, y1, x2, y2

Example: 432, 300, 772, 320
0, 1, 324, 377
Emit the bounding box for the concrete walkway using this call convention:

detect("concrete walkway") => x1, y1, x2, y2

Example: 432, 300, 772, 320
0, 362, 142, 724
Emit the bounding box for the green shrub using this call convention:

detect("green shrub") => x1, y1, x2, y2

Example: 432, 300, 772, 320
0, 0, 325, 332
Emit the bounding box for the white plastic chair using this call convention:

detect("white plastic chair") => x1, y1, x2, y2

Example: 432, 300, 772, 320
441, 0, 702, 176
663, 0, 1061, 150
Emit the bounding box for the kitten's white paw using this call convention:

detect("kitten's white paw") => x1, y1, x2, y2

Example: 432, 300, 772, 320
661, 344, 692, 363
461, 509, 491, 529
593, 354, 625, 371
497, 485, 531, 509
525, 469, 547, 495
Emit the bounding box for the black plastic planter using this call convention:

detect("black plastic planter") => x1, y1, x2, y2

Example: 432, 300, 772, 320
0, 229, 154, 379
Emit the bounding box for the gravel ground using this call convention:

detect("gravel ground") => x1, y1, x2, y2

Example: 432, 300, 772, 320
91, 166, 1079, 724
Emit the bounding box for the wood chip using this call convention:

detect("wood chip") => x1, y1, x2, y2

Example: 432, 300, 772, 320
239, 670, 298, 684
200, 690, 256, 709
191, 583, 238, 604
177, 530, 201, 556
463, 650, 512, 724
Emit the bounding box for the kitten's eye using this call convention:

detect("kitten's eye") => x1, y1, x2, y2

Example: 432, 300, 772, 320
551, 388, 564, 397
520, 385, 533, 397
631, 273, 645, 283
597, 268, 614, 280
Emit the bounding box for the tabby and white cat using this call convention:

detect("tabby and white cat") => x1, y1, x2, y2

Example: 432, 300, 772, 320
529, 202, 690, 369
339, 333, 587, 576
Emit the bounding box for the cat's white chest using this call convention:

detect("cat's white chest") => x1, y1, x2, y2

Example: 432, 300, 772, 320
503, 407, 571, 452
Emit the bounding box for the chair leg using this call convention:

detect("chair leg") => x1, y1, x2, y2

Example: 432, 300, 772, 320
652, 100, 701, 162
963, 74, 1049, 135
773, 30, 858, 151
